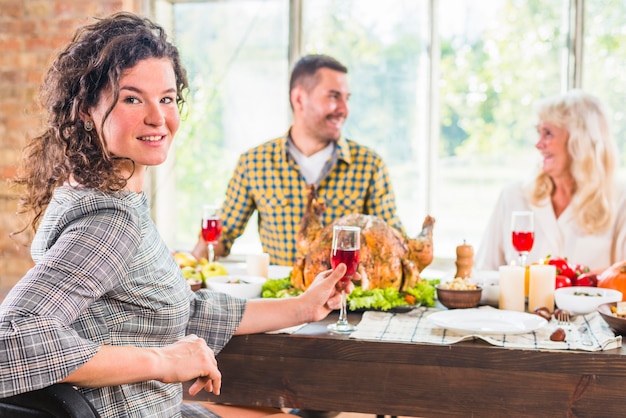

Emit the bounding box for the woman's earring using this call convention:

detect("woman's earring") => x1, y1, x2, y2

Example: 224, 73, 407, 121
84, 120, 94, 132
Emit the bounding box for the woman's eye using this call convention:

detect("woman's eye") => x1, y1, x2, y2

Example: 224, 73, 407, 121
162, 97, 174, 104
123, 96, 140, 104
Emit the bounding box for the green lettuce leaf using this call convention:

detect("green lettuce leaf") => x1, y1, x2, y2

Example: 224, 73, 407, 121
262, 276, 439, 311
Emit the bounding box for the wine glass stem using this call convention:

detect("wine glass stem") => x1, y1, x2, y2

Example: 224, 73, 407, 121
337, 290, 349, 326
519, 252, 528, 266
208, 243, 215, 264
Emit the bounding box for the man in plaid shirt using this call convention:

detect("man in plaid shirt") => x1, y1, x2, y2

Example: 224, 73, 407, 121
193, 54, 404, 266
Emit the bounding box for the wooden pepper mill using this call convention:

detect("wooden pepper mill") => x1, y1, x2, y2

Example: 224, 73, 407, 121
455, 240, 474, 279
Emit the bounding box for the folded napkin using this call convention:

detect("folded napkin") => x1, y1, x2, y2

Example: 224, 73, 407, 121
350, 306, 621, 351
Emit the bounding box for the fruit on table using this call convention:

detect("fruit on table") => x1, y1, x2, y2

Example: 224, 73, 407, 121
174, 252, 197, 268
173, 251, 228, 280
543, 255, 593, 288
598, 261, 626, 301
545, 256, 576, 280
202, 262, 228, 278
181, 266, 202, 280
555, 274, 572, 289
574, 272, 598, 287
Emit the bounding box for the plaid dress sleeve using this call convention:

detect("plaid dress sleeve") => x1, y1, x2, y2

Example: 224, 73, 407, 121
0, 188, 142, 398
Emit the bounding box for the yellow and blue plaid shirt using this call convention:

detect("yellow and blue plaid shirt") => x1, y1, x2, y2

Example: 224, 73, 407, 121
220, 132, 405, 265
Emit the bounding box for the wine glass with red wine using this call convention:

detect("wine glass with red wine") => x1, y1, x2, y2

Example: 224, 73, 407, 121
511, 211, 534, 266
201, 205, 222, 263
327, 225, 360, 334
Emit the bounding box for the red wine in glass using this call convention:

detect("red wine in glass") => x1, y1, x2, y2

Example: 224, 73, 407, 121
328, 225, 360, 334
331, 247, 360, 286
512, 231, 534, 253
511, 211, 534, 266
201, 205, 222, 263
201, 217, 222, 243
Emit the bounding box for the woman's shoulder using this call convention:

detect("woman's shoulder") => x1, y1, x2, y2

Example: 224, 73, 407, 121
47, 186, 145, 227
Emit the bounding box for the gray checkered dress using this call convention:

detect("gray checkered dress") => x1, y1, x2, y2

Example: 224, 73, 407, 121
0, 186, 246, 417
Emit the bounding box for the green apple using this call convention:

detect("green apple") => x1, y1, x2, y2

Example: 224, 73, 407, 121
181, 266, 202, 280
202, 262, 228, 278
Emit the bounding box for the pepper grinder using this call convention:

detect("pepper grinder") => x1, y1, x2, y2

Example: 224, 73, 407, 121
455, 240, 474, 278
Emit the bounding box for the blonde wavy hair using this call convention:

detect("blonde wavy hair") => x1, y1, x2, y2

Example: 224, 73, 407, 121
530, 90, 617, 233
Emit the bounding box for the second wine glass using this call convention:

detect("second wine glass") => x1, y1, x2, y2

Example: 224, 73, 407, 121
201, 205, 222, 264
327, 225, 360, 334
511, 211, 534, 266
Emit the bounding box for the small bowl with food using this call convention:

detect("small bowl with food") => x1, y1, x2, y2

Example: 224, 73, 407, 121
436, 278, 482, 309
205, 275, 267, 299
554, 286, 622, 315
597, 301, 626, 335
187, 278, 203, 292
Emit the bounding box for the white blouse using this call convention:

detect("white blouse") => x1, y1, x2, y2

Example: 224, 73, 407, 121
475, 181, 626, 271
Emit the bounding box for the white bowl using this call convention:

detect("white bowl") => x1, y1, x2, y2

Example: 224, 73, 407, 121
205, 275, 267, 299
554, 286, 622, 315
469, 270, 500, 307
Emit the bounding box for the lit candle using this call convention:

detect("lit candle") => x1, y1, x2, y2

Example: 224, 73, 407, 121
499, 264, 525, 312
528, 264, 556, 312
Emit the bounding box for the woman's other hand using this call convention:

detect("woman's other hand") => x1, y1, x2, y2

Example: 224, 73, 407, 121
156, 334, 222, 396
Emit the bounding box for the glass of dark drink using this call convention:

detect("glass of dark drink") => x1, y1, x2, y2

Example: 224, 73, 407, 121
511, 211, 534, 267
201, 205, 222, 263
327, 225, 360, 334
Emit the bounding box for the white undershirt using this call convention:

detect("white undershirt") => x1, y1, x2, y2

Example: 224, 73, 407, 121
289, 142, 335, 185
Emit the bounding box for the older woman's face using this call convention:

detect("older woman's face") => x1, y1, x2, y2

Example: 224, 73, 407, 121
535, 121, 571, 179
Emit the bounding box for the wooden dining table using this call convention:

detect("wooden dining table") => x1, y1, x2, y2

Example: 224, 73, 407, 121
183, 311, 626, 417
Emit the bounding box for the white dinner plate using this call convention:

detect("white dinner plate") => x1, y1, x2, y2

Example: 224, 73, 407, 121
427, 308, 548, 335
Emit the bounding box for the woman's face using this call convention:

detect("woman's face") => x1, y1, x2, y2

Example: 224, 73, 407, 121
535, 121, 571, 179
88, 57, 180, 177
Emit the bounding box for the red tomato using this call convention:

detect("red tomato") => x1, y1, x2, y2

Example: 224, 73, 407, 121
546, 256, 577, 279
555, 274, 572, 289
573, 263, 590, 277
574, 272, 598, 287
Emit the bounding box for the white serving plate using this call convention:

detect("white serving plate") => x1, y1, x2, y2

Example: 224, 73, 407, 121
428, 308, 548, 335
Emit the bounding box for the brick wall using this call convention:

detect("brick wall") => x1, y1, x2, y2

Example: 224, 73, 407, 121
0, 0, 143, 287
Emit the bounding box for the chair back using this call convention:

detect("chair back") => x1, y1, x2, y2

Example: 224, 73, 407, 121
0, 383, 100, 418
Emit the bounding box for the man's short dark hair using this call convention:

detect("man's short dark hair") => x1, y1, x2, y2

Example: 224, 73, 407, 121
289, 54, 348, 93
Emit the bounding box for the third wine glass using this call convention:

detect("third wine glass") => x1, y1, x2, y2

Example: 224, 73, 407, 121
511, 211, 534, 266
201, 205, 222, 264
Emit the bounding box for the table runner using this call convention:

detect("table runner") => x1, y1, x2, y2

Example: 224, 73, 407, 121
350, 306, 621, 351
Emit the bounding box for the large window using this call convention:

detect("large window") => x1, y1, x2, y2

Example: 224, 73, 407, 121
155, 0, 626, 261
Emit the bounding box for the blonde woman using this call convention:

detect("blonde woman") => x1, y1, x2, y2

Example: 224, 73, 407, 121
476, 90, 626, 271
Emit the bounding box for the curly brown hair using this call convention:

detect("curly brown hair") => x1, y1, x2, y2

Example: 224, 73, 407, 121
13, 12, 189, 233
